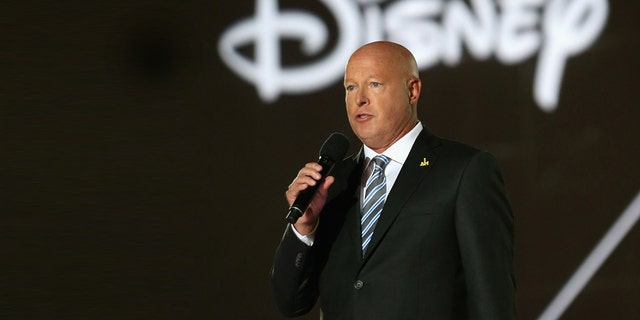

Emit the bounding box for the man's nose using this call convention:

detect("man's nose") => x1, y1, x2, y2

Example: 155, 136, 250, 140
357, 90, 369, 107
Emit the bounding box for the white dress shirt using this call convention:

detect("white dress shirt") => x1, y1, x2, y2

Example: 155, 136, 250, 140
292, 122, 424, 246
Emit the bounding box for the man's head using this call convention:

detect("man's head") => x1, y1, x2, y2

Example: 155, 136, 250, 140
343, 41, 421, 153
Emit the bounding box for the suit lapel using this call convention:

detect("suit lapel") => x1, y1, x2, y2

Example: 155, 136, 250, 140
337, 149, 366, 263
361, 129, 442, 262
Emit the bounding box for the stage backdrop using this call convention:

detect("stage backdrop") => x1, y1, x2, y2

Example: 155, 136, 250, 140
5, 1, 639, 319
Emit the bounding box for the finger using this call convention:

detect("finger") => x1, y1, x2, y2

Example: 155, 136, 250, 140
303, 162, 323, 172
289, 175, 319, 191
299, 164, 323, 181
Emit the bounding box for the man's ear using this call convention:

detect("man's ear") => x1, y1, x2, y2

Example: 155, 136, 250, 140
408, 78, 422, 104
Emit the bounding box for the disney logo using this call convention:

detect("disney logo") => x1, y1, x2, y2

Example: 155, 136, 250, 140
218, 0, 608, 112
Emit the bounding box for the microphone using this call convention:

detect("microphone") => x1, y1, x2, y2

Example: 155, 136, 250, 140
285, 132, 350, 224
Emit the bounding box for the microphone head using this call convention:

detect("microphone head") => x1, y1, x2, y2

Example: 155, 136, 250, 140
319, 132, 350, 160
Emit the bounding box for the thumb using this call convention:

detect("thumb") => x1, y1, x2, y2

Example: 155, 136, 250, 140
321, 176, 335, 191
314, 176, 335, 199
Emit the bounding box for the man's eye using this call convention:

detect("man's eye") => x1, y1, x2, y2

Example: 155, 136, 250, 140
346, 85, 355, 91
371, 82, 381, 87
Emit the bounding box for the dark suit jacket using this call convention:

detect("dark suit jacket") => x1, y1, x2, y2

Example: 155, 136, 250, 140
270, 128, 515, 320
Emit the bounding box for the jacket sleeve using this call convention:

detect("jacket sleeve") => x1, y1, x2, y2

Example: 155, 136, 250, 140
455, 151, 516, 319
269, 225, 320, 317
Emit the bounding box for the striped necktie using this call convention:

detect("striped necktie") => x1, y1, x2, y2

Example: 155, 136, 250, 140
361, 155, 390, 256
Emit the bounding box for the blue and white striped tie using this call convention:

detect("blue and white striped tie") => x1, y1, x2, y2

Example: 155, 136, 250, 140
361, 155, 390, 256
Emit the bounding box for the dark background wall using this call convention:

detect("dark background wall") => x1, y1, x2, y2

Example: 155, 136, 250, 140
4, 1, 639, 319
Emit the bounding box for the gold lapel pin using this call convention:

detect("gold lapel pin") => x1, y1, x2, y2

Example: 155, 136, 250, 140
419, 157, 429, 167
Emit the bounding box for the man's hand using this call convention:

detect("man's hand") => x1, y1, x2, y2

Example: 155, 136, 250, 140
286, 162, 335, 235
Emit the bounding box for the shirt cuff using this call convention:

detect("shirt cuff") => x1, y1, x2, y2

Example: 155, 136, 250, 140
290, 223, 317, 246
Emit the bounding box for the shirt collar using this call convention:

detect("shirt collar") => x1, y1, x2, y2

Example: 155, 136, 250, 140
363, 121, 423, 166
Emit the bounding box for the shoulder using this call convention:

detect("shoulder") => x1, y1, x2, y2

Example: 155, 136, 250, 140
417, 134, 504, 183
429, 134, 494, 165
439, 138, 483, 157
416, 127, 487, 161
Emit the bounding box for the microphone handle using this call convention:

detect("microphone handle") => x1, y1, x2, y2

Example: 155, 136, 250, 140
285, 156, 336, 224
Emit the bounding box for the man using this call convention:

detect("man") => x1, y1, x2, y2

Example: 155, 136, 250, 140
270, 41, 515, 319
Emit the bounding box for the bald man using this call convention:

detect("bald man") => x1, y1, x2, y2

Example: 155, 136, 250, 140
270, 41, 515, 320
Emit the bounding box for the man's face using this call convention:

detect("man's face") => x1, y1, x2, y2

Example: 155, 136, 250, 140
344, 49, 417, 152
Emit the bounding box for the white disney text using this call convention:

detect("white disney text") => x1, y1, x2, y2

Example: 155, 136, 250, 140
219, 0, 608, 112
